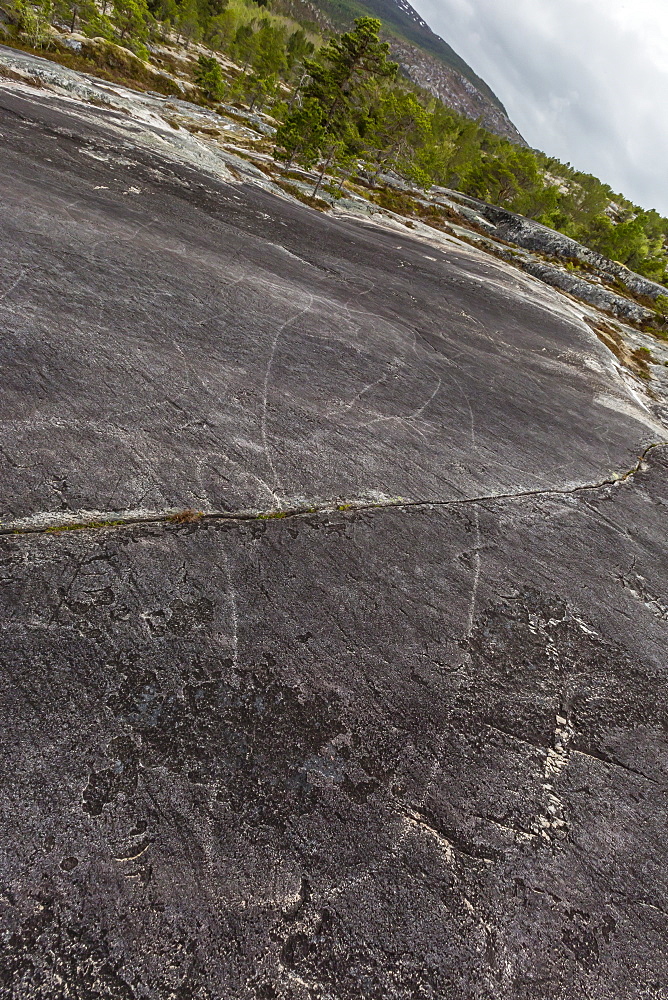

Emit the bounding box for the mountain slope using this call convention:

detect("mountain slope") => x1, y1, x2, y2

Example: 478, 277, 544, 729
309, 0, 526, 143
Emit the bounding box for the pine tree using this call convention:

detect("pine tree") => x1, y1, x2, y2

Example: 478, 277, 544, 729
286, 28, 313, 75
204, 8, 234, 49
112, 0, 149, 42
275, 17, 397, 193
9, 0, 53, 45
232, 20, 256, 68
250, 19, 286, 78
175, 0, 200, 46
194, 53, 225, 100
364, 90, 430, 183
274, 97, 326, 169
303, 17, 396, 135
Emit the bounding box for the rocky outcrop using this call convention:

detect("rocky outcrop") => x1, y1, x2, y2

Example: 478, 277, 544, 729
447, 192, 668, 302
423, 190, 668, 323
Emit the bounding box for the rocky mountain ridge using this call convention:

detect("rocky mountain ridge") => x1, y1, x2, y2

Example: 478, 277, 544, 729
310, 0, 526, 143
389, 36, 527, 144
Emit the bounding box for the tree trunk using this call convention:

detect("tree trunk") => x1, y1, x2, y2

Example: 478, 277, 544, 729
313, 149, 334, 198
287, 70, 306, 112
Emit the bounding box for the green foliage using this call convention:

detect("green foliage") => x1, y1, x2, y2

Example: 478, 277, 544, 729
231, 20, 254, 64
146, 0, 172, 17
250, 17, 286, 76
198, 0, 227, 19
575, 213, 667, 281
286, 27, 313, 73
363, 90, 430, 185
7, 0, 54, 45
86, 7, 116, 37
655, 295, 668, 317
175, 0, 200, 44
194, 52, 225, 99
303, 16, 397, 133
274, 96, 326, 166
204, 7, 235, 47
275, 17, 397, 192
230, 66, 279, 109
112, 0, 149, 41
54, 0, 108, 34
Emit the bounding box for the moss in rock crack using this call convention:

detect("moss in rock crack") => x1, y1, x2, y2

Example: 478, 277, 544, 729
4, 461, 665, 542
44, 519, 127, 533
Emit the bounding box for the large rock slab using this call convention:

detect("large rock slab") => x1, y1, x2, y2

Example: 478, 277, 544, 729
0, 88, 662, 527
2, 451, 668, 998
1, 83, 668, 999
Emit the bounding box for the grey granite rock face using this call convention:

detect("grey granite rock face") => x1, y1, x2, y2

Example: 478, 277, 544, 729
1, 85, 668, 999
0, 89, 661, 524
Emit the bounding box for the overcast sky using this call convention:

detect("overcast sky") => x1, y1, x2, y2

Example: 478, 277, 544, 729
408, 0, 668, 216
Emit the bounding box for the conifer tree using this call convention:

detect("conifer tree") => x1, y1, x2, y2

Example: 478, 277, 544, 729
112, 0, 149, 43
175, 0, 199, 46
364, 90, 430, 183
286, 28, 313, 75
304, 17, 396, 134
275, 17, 397, 194
194, 53, 225, 99
275, 97, 326, 169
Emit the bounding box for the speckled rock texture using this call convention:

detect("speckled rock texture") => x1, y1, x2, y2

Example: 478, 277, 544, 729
1, 84, 668, 999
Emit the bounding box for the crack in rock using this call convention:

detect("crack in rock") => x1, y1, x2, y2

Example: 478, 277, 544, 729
1, 443, 665, 540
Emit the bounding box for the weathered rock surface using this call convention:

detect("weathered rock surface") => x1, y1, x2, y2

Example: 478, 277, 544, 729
2, 43, 665, 342
1, 80, 668, 999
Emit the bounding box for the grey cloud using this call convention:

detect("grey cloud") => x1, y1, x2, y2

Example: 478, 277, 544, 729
410, 0, 668, 214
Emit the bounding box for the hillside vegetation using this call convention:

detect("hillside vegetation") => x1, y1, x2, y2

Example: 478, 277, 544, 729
305, 0, 505, 111
1, 0, 667, 288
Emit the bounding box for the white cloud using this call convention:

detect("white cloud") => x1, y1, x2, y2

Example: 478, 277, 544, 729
409, 0, 668, 214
